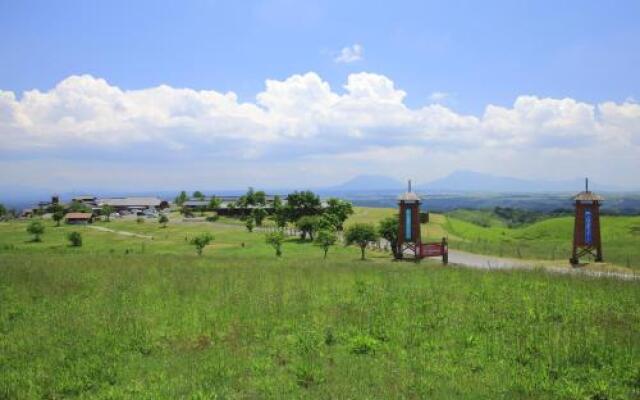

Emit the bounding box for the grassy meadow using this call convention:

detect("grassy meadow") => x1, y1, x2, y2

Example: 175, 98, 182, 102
1, 211, 640, 398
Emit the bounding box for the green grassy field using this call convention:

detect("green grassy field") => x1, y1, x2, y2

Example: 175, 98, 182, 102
349, 207, 640, 270
433, 211, 640, 270
1, 214, 640, 398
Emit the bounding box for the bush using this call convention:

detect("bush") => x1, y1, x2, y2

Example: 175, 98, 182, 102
190, 233, 213, 256
26, 220, 45, 242
245, 218, 254, 233
67, 231, 82, 247
265, 231, 284, 257
136, 217, 145, 224
206, 214, 219, 223
159, 214, 169, 228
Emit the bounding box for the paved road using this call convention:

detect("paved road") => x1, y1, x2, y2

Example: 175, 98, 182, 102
447, 249, 640, 281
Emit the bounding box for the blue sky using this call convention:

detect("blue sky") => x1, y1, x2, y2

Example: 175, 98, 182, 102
1, 0, 639, 190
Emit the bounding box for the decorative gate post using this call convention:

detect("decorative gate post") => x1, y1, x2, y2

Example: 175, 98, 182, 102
397, 180, 422, 260
570, 178, 603, 265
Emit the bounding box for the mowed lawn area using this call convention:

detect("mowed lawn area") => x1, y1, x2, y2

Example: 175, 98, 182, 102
1, 215, 639, 399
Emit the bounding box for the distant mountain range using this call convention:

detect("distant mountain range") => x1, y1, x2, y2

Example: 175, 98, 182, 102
329, 170, 629, 194
2, 170, 635, 210
326, 175, 404, 192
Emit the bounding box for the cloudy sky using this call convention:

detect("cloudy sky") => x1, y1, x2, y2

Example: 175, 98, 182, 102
1, 0, 639, 191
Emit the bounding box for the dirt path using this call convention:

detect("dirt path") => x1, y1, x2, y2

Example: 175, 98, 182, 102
87, 225, 153, 240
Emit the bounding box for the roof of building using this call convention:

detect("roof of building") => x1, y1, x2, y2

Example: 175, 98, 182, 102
574, 191, 604, 201
397, 192, 421, 201
183, 200, 210, 207
72, 195, 97, 201
65, 212, 93, 219
97, 197, 162, 207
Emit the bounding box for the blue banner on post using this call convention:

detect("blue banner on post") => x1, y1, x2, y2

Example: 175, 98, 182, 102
584, 210, 592, 245
405, 208, 412, 241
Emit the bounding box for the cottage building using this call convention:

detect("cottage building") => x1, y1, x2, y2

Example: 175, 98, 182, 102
65, 212, 93, 224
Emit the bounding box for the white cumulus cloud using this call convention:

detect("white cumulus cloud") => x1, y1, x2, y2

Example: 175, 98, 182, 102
334, 44, 364, 63
0, 72, 639, 188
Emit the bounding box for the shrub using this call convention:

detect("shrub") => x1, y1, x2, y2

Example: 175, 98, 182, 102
67, 231, 82, 247
378, 216, 400, 259
159, 214, 169, 228
265, 231, 284, 257
206, 214, 219, 223
190, 233, 213, 256
350, 334, 379, 355
245, 218, 254, 233
136, 217, 145, 224
26, 220, 45, 242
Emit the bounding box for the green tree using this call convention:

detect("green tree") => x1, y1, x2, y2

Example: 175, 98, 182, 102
101, 204, 115, 222
254, 190, 267, 206
345, 223, 378, 260
378, 216, 401, 259
285, 190, 321, 221
296, 215, 319, 240
52, 210, 65, 227
237, 187, 255, 207
325, 198, 354, 231
272, 208, 288, 228
50, 204, 65, 227
272, 195, 282, 209
265, 231, 284, 257
159, 214, 169, 228
174, 190, 188, 206
252, 207, 268, 226
0, 203, 7, 219
67, 231, 82, 247
27, 220, 45, 242
208, 196, 221, 210
245, 218, 254, 233
315, 229, 337, 259
193, 191, 205, 200
190, 233, 213, 256
68, 201, 91, 213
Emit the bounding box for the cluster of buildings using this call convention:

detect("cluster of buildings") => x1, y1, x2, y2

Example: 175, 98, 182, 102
20, 193, 294, 223
21, 195, 170, 224
181, 195, 286, 216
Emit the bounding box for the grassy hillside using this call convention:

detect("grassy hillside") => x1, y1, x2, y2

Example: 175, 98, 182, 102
350, 207, 640, 270
436, 213, 640, 270
1, 216, 639, 398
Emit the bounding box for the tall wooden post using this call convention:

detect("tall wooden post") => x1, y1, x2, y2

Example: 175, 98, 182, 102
397, 180, 422, 260
570, 178, 603, 265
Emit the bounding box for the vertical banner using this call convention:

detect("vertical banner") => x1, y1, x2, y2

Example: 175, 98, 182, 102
405, 208, 412, 241
584, 210, 592, 245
